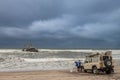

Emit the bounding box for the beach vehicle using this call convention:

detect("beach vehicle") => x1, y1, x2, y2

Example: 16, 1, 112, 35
82, 51, 114, 74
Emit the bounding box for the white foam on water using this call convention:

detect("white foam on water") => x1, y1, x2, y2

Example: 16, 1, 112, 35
23, 58, 84, 62
0, 49, 120, 54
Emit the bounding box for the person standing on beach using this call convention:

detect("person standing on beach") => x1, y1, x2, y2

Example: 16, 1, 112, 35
75, 60, 81, 72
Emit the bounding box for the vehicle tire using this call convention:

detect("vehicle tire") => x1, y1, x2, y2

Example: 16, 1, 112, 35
80, 66, 87, 72
104, 59, 112, 68
92, 67, 98, 74
106, 70, 111, 74
84, 69, 87, 72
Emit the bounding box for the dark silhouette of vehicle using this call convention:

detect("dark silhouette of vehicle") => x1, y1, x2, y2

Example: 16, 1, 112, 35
22, 43, 39, 52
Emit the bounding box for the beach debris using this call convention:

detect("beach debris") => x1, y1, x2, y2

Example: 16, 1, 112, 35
22, 43, 39, 52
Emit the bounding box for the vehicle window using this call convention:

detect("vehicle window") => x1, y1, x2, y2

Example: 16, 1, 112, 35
85, 57, 90, 63
88, 57, 92, 63
100, 56, 103, 61
110, 56, 112, 60
85, 57, 89, 63
92, 56, 98, 62
92, 57, 95, 62
87, 57, 92, 63
103, 56, 112, 61
103, 56, 109, 60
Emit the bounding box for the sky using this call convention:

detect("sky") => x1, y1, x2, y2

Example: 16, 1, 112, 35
0, 0, 120, 49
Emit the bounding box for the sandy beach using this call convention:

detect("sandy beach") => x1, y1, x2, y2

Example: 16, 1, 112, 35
0, 67, 120, 80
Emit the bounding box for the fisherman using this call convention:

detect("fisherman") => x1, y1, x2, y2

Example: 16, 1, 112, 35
75, 60, 81, 72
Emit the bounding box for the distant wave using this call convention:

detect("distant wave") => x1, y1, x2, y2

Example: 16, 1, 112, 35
23, 58, 84, 62
0, 49, 120, 54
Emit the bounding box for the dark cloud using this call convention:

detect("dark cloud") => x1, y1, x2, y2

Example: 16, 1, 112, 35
0, 0, 64, 26
0, 0, 120, 48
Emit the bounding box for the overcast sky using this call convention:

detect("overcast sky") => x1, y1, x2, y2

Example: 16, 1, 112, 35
0, 0, 120, 48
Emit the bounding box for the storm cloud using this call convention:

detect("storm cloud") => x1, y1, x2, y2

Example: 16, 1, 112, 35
0, 0, 120, 48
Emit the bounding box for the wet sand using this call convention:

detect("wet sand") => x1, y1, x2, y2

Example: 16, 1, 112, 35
0, 67, 119, 80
